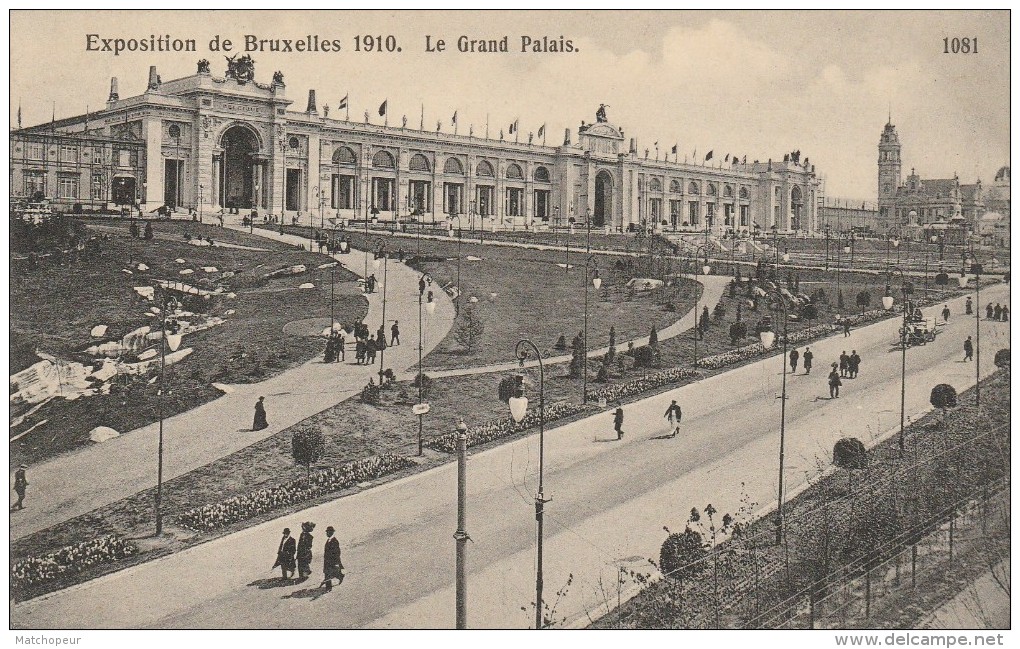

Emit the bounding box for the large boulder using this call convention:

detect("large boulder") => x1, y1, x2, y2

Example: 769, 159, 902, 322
89, 426, 120, 443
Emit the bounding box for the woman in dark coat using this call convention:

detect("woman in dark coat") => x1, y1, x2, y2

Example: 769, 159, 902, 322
320, 526, 344, 590
613, 408, 624, 440
272, 528, 296, 579
253, 396, 268, 431
828, 368, 842, 399
297, 522, 315, 579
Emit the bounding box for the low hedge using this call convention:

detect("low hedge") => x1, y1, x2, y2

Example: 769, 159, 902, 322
177, 454, 414, 531
586, 367, 701, 403
425, 401, 598, 453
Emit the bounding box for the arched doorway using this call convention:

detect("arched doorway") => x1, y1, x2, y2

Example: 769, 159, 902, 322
790, 186, 803, 230
594, 170, 613, 227
221, 125, 259, 210
112, 176, 136, 205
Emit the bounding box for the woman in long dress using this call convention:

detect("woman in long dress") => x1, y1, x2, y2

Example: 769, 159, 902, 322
297, 522, 315, 579
253, 396, 268, 431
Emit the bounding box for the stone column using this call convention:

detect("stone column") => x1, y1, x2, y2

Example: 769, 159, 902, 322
142, 116, 163, 207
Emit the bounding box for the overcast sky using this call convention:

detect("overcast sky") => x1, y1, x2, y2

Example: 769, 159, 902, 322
10, 10, 1010, 198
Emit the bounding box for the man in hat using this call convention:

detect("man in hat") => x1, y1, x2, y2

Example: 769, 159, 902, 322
391, 320, 401, 346
272, 528, 296, 579
664, 400, 683, 438
321, 526, 344, 590
963, 335, 974, 362
802, 347, 813, 374
12, 464, 28, 510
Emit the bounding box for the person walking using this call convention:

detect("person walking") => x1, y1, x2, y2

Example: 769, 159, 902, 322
941, 304, 951, 322
986, 302, 994, 319
842, 318, 852, 337
789, 348, 800, 373
664, 400, 683, 438
366, 335, 378, 364
336, 331, 346, 362
297, 522, 315, 579
418, 275, 427, 297
272, 528, 296, 580
839, 351, 849, 378
1002, 305, 1009, 321
12, 464, 28, 510
391, 320, 401, 346
613, 407, 625, 440
849, 350, 861, 379
377, 325, 387, 349
828, 366, 842, 399
320, 526, 344, 591
993, 303, 1003, 321
965, 296, 973, 315
802, 347, 813, 375
253, 396, 269, 431
963, 336, 974, 362
355, 337, 365, 365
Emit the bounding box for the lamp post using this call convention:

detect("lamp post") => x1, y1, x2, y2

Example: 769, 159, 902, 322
507, 339, 546, 630
154, 289, 181, 536
758, 289, 789, 545
885, 266, 910, 453
454, 417, 470, 629
375, 243, 389, 385
692, 244, 710, 368
824, 226, 831, 271
454, 211, 463, 315
198, 184, 204, 224
583, 253, 601, 403
964, 242, 982, 407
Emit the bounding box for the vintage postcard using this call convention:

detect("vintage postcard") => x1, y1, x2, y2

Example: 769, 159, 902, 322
7, 8, 1011, 642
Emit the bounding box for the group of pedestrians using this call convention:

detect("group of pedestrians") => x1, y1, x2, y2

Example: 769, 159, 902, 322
324, 329, 346, 363
273, 523, 345, 591
611, 399, 683, 441
984, 302, 1010, 322
784, 345, 861, 399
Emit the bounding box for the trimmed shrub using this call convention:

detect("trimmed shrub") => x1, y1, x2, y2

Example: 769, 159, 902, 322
659, 527, 707, 581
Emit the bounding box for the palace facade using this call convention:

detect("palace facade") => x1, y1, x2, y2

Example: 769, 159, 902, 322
12, 60, 822, 234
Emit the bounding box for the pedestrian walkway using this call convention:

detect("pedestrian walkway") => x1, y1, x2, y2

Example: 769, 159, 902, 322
10, 228, 455, 541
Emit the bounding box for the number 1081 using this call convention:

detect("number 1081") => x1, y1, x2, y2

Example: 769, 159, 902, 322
944, 37, 978, 54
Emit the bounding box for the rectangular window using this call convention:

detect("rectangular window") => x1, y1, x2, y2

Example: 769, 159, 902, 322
669, 200, 682, 226
444, 183, 463, 215
57, 175, 79, 199
118, 150, 131, 168
505, 187, 523, 217
476, 185, 494, 216
24, 171, 45, 197
706, 202, 716, 226
409, 180, 431, 213
740, 205, 749, 227
332, 174, 355, 209
92, 148, 104, 165
60, 145, 78, 163
724, 204, 734, 226
688, 201, 699, 225
372, 177, 395, 212
26, 142, 45, 160
91, 174, 105, 200
534, 189, 550, 220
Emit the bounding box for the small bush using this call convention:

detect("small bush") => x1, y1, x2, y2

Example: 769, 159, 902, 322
659, 527, 707, 581
360, 380, 381, 405
994, 348, 1010, 370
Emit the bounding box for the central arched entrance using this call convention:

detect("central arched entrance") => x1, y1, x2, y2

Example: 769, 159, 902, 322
221, 125, 259, 210
594, 170, 613, 227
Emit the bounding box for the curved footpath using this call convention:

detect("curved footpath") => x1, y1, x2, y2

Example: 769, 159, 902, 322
12, 283, 1008, 629
10, 228, 456, 541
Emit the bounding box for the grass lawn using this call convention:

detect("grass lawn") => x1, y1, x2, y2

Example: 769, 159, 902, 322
10, 220, 368, 468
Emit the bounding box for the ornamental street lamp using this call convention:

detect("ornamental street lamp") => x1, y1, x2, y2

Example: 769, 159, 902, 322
198, 184, 204, 224
507, 340, 547, 630
758, 289, 789, 545
886, 266, 910, 453
454, 417, 470, 629
692, 244, 710, 368
374, 243, 389, 385
154, 288, 182, 536
965, 242, 983, 407
582, 253, 601, 403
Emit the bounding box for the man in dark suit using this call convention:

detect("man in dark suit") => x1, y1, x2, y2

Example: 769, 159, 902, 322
321, 526, 344, 591
272, 528, 296, 579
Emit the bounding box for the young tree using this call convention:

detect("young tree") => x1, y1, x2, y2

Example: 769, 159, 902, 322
454, 304, 485, 352
292, 428, 325, 478
607, 326, 617, 364
659, 527, 707, 582
929, 383, 958, 424
569, 333, 586, 377
855, 290, 871, 315
648, 325, 658, 347
837, 290, 845, 310
554, 334, 567, 351
129, 220, 139, 238
143, 221, 154, 240
735, 302, 743, 323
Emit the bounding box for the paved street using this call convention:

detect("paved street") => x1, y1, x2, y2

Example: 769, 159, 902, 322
12, 284, 1009, 629
10, 233, 456, 540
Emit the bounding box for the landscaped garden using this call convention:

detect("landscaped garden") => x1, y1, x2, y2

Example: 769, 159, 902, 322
10, 218, 367, 467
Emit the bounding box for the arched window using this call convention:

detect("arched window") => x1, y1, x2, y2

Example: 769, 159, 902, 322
506, 163, 523, 180
706, 184, 717, 196
649, 178, 662, 192
775, 187, 781, 199
791, 186, 803, 203
289, 137, 300, 149
372, 150, 395, 168
409, 153, 431, 172
669, 179, 682, 193
332, 146, 356, 165
534, 166, 550, 182
443, 157, 464, 175
723, 184, 734, 198
476, 160, 494, 177
739, 186, 749, 200
688, 181, 700, 195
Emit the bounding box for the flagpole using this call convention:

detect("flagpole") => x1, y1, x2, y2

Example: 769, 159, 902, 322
486, 114, 489, 139
420, 104, 424, 131
346, 99, 350, 122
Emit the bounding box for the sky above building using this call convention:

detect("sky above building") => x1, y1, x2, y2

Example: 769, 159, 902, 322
9, 10, 1009, 199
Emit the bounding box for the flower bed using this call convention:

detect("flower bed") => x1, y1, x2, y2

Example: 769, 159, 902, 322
586, 367, 701, 403
426, 402, 598, 453
177, 454, 414, 531
11, 535, 136, 596
697, 323, 838, 370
